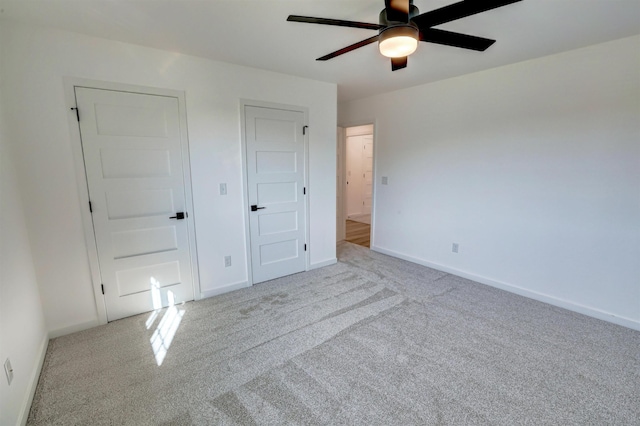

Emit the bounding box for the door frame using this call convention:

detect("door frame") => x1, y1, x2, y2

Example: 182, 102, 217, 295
338, 121, 377, 248
239, 100, 310, 285
336, 127, 345, 242
64, 78, 200, 324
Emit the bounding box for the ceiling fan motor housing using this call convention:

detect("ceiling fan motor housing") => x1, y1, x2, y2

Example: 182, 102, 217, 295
378, 3, 420, 58
378, 3, 420, 27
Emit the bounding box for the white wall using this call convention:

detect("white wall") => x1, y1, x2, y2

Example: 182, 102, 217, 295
340, 36, 640, 329
1, 21, 337, 335
0, 57, 48, 424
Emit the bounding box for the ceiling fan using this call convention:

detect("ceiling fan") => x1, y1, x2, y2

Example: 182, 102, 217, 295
287, 0, 522, 71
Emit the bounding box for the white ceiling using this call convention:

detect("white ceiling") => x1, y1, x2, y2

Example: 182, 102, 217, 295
1, 0, 639, 102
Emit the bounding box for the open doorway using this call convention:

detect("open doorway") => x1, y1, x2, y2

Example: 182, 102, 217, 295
337, 124, 374, 248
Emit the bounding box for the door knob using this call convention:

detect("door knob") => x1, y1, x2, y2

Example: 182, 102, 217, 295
251, 205, 266, 212
170, 212, 186, 220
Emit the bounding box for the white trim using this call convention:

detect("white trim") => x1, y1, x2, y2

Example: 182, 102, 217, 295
63, 77, 200, 322
336, 127, 346, 242
346, 213, 371, 222
239, 99, 310, 284
238, 102, 254, 286
309, 258, 338, 270
177, 92, 202, 302
200, 281, 251, 299
17, 335, 48, 426
344, 124, 375, 137
371, 245, 640, 331
303, 109, 311, 271
369, 121, 378, 249
342, 121, 377, 247
48, 319, 101, 339
63, 77, 108, 325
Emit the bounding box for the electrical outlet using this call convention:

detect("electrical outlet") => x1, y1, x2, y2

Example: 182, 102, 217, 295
219, 183, 227, 195
452, 243, 459, 253
224, 256, 232, 267
382, 176, 388, 185
4, 358, 13, 385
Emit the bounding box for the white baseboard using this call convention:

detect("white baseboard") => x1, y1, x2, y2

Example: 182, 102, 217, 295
18, 334, 48, 426
199, 281, 251, 299
309, 258, 338, 270
48, 319, 101, 339
371, 245, 640, 332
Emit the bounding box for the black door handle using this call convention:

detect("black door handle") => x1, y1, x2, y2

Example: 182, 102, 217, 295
170, 212, 186, 220
251, 205, 266, 212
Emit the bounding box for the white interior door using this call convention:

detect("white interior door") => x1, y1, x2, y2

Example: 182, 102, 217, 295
362, 135, 374, 214
245, 105, 307, 284
346, 135, 364, 217
76, 87, 194, 321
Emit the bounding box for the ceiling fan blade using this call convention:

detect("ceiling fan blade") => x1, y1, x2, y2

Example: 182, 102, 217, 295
391, 56, 408, 71
420, 28, 496, 51
385, 0, 410, 23
412, 0, 522, 29
287, 15, 382, 30
317, 35, 380, 61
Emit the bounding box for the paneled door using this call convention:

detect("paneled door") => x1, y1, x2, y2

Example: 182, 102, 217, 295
75, 87, 195, 321
346, 134, 373, 217
362, 135, 374, 213
244, 105, 307, 284
346, 135, 364, 217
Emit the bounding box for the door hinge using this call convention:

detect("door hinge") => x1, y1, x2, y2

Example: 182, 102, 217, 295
101, 284, 105, 295
70, 107, 80, 122
304, 244, 307, 251
303, 187, 306, 195
89, 201, 93, 213
303, 125, 308, 135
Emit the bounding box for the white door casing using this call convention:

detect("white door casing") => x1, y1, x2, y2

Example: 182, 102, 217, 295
336, 127, 345, 241
75, 87, 195, 321
244, 105, 307, 284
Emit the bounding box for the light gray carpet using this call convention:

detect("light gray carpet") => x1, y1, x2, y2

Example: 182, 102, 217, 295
28, 242, 640, 425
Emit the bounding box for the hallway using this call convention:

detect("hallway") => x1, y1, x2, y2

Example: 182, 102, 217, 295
345, 220, 370, 248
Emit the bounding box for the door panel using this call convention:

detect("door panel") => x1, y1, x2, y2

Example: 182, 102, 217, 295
259, 211, 298, 235
363, 135, 374, 213
346, 135, 364, 217
99, 149, 171, 178
105, 189, 174, 219
76, 87, 194, 321
245, 106, 306, 284
257, 182, 298, 205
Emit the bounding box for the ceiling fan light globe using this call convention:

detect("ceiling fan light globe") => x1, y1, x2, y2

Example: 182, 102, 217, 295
378, 25, 419, 58
379, 36, 418, 58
